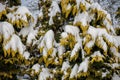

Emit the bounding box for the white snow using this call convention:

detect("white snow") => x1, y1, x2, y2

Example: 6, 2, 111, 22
23, 51, 30, 59
38, 68, 53, 80
44, 30, 55, 49
89, 2, 115, 34
19, 26, 38, 45
102, 70, 109, 78
96, 36, 108, 52
85, 26, 118, 53
91, 51, 104, 58
90, 2, 102, 11
7, 6, 33, 27
61, 32, 68, 38
58, 45, 65, 57
19, 26, 33, 37
42, 47, 47, 57
113, 36, 120, 47
87, 26, 98, 39
32, 63, 40, 73
103, 18, 115, 34
86, 26, 115, 42
78, 57, 89, 73
38, 30, 56, 57
70, 41, 82, 58
61, 61, 70, 71
103, 34, 118, 47
112, 63, 120, 69
38, 8, 43, 18
76, 0, 81, 9
85, 40, 94, 49
37, 36, 44, 49
0, 22, 14, 41
0, 3, 5, 12
73, 12, 89, 27
15, 6, 32, 15
64, 25, 80, 41
70, 64, 78, 78
26, 29, 38, 45
110, 47, 118, 57
4, 34, 25, 54
48, 0, 61, 25
112, 73, 120, 80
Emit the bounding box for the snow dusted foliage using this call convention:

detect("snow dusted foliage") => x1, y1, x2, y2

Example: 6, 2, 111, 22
19, 25, 38, 45
0, 3, 6, 20
48, 0, 61, 25
0, 22, 25, 57
77, 57, 89, 75
3, 34, 25, 57
36, 0, 120, 79
0, 0, 120, 79
7, 6, 34, 29
74, 12, 89, 31
0, 22, 14, 42
38, 30, 57, 66
69, 64, 78, 79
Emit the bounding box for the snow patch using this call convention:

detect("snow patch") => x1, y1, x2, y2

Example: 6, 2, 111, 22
78, 57, 89, 73
70, 64, 78, 78
38, 68, 53, 80
48, 0, 61, 25
0, 22, 14, 41
32, 63, 40, 73
4, 34, 25, 54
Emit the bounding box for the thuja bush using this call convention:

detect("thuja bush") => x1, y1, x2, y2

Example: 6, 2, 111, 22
0, 0, 120, 79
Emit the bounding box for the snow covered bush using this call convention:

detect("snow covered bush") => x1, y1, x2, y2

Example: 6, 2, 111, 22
7, 6, 34, 29
36, 0, 120, 80
0, 0, 120, 79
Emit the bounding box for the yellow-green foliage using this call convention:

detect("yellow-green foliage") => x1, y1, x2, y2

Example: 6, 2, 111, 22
62, 68, 71, 79
39, 46, 44, 53
91, 9, 106, 21
8, 14, 34, 28
0, 10, 6, 20
61, 0, 69, 14
47, 47, 53, 56
70, 51, 79, 61
74, 21, 89, 32
43, 55, 48, 64
61, 0, 77, 18
79, 2, 86, 12
72, 5, 77, 16
77, 72, 89, 78
84, 45, 93, 55
61, 0, 87, 18
3, 47, 24, 60
83, 34, 92, 46
96, 37, 108, 55
46, 58, 54, 67
60, 34, 76, 49
90, 56, 103, 64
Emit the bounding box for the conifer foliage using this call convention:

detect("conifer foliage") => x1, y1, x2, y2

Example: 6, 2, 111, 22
0, 0, 120, 79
